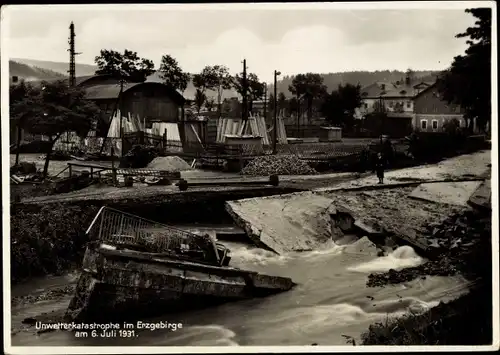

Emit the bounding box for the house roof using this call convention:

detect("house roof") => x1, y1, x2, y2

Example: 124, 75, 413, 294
413, 82, 439, 99
361, 80, 434, 99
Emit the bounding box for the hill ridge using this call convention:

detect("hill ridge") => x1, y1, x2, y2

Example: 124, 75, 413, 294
9, 58, 439, 100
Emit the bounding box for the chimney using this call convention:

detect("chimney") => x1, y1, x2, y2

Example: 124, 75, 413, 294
12, 76, 19, 83
405, 72, 411, 86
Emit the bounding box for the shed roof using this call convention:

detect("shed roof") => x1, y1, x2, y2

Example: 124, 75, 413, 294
83, 82, 140, 100
83, 81, 185, 104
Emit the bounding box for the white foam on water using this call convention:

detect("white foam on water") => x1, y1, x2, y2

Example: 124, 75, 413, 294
347, 245, 425, 273
257, 303, 407, 335
298, 242, 344, 259
229, 245, 291, 266
369, 296, 440, 315
171, 325, 238, 346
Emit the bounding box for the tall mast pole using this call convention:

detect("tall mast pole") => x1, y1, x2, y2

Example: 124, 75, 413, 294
241, 59, 249, 134
68, 22, 76, 87
273, 70, 281, 154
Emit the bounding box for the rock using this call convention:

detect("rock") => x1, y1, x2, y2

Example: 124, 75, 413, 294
22, 317, 36, 325
11, 162, 37, 175
431, 228, 441, 237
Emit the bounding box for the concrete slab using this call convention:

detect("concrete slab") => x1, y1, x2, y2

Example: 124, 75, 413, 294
468, 179, 491, 210
409, 181, 483, 207
225, 192, 335, 254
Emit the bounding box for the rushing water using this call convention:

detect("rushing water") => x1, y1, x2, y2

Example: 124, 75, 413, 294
11, 226, 470, 347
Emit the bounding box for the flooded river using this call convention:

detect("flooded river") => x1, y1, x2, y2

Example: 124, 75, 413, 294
11, 226, 470, 347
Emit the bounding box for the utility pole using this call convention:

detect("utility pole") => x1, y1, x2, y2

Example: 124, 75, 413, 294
119, 77, 124, 139
379, 95, 384, 145
273, 70, 281, 154
241, 59, 249, 134
68, 22, 81, 87
263, 83, 267, 121
297, 95, 301, 139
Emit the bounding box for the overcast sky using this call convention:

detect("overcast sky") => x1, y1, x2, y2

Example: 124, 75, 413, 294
2, 3, 480, 82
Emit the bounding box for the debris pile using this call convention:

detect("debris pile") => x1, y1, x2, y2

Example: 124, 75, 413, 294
241, 155, 318, 176
147, 156, 193, 172
367, 209, 491, 287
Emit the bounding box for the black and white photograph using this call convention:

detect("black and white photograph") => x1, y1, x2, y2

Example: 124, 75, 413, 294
1, 2, 497, 353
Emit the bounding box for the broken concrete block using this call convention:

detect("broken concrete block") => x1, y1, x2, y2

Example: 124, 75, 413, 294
225, 192, 335, 254
409, 181, 483, 206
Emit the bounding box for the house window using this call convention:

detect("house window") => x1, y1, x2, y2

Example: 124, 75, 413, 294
433, 106, 438, 113
432, 120, 439, 130
406, 101, 411, 108
421, 119, 428, 130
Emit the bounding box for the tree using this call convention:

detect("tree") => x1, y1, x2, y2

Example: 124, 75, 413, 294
321, 83, 362, 129
194, 88, 207, 114
158, 54, 190, 93
20, 80, 101, 178
233, 72, 265, 114
10, 81, 39, 166
278, 92, 287, 114
205, 98, 215, 112
192, 65, 233, 117
289, 97, 299, 117
95, 49, 155, 82
268, 93, 275, 116
436, 8, 491, 133
288, 73, 328, 122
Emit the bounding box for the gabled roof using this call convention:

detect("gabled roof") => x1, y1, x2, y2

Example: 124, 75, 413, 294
83, 82, 141, 100
413, 82, 439, 99
83, 81, 186, 105
361, 80, 434, 99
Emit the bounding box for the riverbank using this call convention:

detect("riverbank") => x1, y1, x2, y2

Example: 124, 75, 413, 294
361, 199, 493, 345
10, 187, 303, 284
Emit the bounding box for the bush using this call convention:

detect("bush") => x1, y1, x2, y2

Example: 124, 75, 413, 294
10, 204, 100, 283
10, 140, 52, 154
407, 131, 468, 162
361, 286, 492, 345
119, 145, 162, 169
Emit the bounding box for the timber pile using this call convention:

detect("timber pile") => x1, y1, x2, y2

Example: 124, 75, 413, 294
241, 155, 317, 176
216, 114, 287, 145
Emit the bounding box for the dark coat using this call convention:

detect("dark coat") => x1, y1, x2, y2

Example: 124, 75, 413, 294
375, 157, 385, 178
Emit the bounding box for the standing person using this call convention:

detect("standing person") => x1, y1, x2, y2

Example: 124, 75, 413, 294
375, 152, 386, 184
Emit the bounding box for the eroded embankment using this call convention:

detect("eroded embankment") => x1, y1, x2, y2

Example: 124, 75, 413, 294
361, 208, 492, 345
225, 185, 471, 257
10, 187, 300, 285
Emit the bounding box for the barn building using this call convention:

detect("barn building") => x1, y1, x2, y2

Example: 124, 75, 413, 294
76, 74, 186, 129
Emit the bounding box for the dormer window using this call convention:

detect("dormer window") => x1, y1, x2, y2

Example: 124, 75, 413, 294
381, 84, 386, 90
